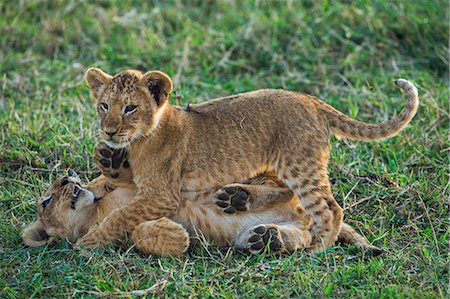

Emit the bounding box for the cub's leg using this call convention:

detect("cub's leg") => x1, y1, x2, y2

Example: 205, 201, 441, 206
214, 184, 293, 214
94, 142, 133, 184
77, 191, 179, 248
236, 223, 312, 254
131, 217, 190, 257
276, 157, 344, 252
213, 174, 379, 254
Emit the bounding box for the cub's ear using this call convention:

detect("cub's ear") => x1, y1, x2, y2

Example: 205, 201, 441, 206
85, 68, 112, 100
22, 221, 52, 247
141, 71, 173, 106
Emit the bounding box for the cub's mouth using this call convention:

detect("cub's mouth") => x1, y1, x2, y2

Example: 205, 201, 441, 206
71, 185, 96, 210
102, 130, 137, 149
103, 139, 130, 149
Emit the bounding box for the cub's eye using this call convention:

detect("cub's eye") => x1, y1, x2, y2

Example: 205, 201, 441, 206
124, 105, 137, 115
101, 102, 109, 112
60, 176, 70, 186
42, 197, 52, 209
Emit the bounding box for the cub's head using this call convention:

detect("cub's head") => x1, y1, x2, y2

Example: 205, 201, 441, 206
22, 170, 98, 247
85, 68, 173, 149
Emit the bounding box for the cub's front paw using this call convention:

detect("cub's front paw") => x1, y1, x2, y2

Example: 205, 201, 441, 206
215, 185, 250, 214
94, 142, 132, 182
131, 219, 190, 257
76, 224, 104, 249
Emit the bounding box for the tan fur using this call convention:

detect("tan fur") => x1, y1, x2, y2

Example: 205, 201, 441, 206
23, 171, 382, 255
80, 69, 417, 252
23, 173, 311, 255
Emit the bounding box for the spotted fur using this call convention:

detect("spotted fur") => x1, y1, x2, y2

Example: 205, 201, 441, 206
81, 68, 418, 252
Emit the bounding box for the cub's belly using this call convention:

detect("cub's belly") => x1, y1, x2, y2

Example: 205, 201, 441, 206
172, 199, 301, 247
181, 166, 272, 191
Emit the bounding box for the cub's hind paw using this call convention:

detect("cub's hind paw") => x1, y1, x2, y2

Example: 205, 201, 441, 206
215, 186, 249, 214
94, 142, 132, 182
245, 225, 284, 254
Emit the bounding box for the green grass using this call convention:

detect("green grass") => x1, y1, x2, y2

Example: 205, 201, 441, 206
1, 0, 448, 297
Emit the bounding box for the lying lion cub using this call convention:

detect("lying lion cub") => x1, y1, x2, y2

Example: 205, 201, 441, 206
77, 68, 417, 252
23, 167, 382, 256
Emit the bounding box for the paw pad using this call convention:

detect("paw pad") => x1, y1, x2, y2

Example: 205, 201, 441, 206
215, 186, 249, 214
99, 148, 111, 158
94, 143, 131, 180
100, 159, 110, 168
247, 225, 283, 254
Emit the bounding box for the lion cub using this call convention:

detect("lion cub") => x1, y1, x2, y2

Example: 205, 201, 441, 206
22, 170, 313, 256
23, 167, 382, 256
79, 68, 418, 252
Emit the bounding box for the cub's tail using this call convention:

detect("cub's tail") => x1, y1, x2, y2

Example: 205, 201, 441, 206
338, 223, 384, 256
324, 79, 418, 141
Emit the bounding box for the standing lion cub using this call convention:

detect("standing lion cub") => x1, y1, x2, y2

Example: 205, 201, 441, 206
78, 68, 418, 252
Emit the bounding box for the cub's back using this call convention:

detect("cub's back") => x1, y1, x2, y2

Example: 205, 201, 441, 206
187, 89, 327, 145
180, 89, 329, 189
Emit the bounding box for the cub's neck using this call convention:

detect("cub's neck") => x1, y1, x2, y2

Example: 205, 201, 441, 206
127, 104, 189, 162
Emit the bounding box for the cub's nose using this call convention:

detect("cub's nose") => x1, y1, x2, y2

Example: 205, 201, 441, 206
105, 130, 118, 137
